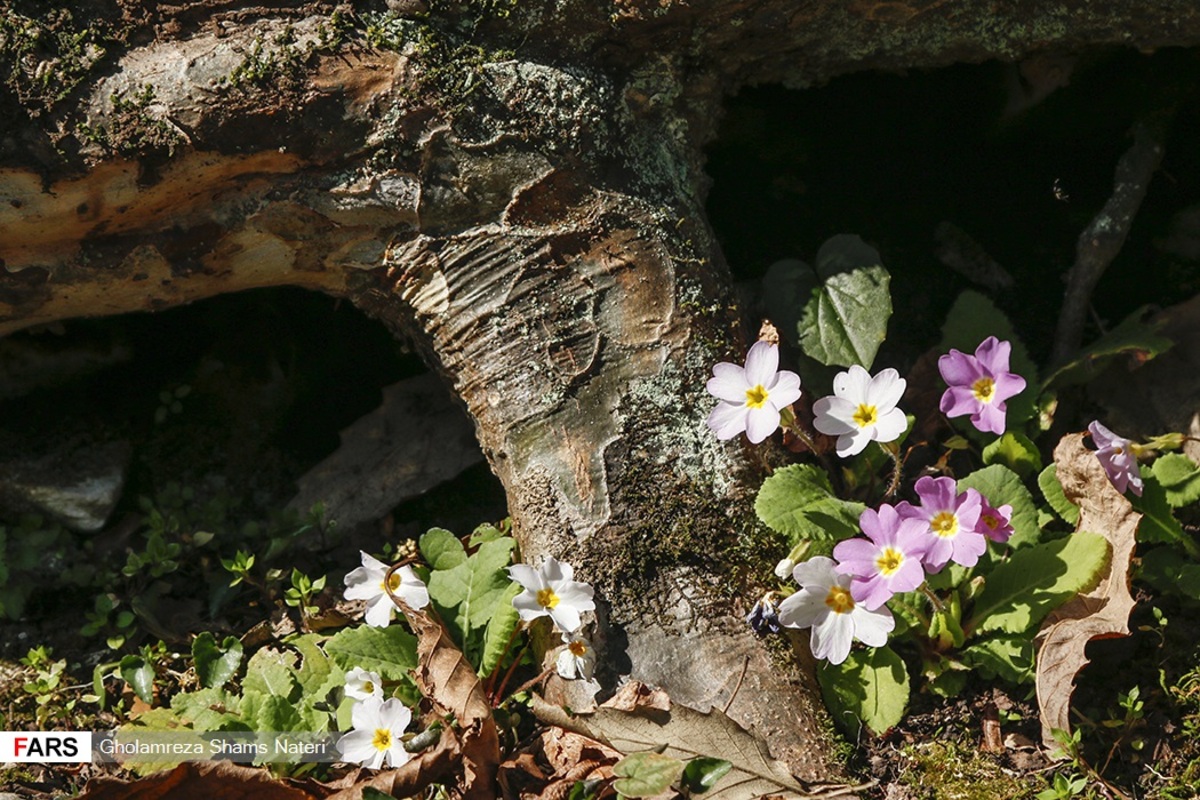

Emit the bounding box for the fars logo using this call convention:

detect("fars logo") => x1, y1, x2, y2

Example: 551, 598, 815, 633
1, 732, 92, 763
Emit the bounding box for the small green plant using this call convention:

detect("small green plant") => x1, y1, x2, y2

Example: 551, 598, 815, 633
1035, 771, 1091, 800
155, 383, 192, 423
283, 568, 327, 618
20, 647, 82, 726
80, 593, 138, 650
0, 514, 70, 620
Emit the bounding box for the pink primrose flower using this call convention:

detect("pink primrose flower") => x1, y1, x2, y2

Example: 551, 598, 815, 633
938, 336, 1026, 435
833, 504, 931, 610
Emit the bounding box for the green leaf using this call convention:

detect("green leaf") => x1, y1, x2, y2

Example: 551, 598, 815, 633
612, 751, 685, 798
1038, 464, 1080, 526
982, 432, 1042, 480
1042, 307, 1172, 388
428, 537, 517, 641
1152, 454, 1200, 508
754, 464, 864, 543
1130, 469, 1188, 547
324, 624, 418, 681
419, 527, 467, 570
961, 635, 1034, 685
1139, 547, 1200, 602
242, 647, 301, 702
817, 645, 909, 737
119, 655, 155, 704
288, 633, 338, 696
966, 531, 1109, 635
170, 687, 247, 730
468, 521, 508, 546
478, 581, 522, 677
192, 632, 243, 689
957, 464, 1040, 549
256, 693, 303, 731
940, 291, 1038, 425
682, 758, 733, 794
790, 235, 893, 368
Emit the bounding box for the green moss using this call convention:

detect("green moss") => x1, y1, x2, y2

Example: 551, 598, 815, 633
76, 84, 182, 157
899, 741, 1041, 800
0, 8, 116, 109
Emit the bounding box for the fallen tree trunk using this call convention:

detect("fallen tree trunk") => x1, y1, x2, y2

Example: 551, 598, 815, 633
5, 0, 1200, 779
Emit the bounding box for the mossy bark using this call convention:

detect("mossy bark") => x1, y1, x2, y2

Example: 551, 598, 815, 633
5, 0, 1200, 781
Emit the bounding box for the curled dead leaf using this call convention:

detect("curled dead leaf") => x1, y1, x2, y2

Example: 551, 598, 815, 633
399, 603, 501, 800
1035, 433, 1140, 750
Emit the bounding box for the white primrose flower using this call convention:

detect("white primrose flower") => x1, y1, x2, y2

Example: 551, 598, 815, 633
776, 556, 894, 665
344, 551, 430, 628
812, 365, 908, 458
337, 696, 413, 770
344, 666, 384, 701
555, 634, 597, 681
509, 555, 595, 634
706, 340, 803, 444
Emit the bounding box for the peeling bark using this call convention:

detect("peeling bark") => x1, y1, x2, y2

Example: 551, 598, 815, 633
6, 0, 1200, 781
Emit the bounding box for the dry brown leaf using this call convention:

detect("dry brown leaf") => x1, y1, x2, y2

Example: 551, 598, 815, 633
323, 731, 458, 800
1035, 433, 1140, 750
530, 693, 820, 800
602, 680, 671, 714
402, 604, 500, 800
76, 761, 318, 800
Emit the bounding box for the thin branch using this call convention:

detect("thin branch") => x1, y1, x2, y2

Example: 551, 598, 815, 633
1051, 112, 1171, 366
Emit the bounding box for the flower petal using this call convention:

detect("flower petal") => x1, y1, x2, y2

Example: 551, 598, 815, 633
707, 364, 750, 403
364, 594, 395, 628
768, 371, 803, 408
937, 349, 982, 387
507, 564, 543, 592
974, 336, 1010, 373
871, 407, 908, 443
745, 405, 781, 443
852, 606, 895, 647
707, 402, 749, 440
810, 609, 854, 664
866, 368, 905, 410
833, 365, 871, 400
813, 396, 858, 436
744, 341, 780, 387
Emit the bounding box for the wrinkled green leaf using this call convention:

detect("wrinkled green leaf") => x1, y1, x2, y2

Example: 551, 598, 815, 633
119, 655, 155, 704
290, 633, 338, 695
613, 751, 685, 797
958, 464, 1040, 548
192, 632, 243, 690
792, 236, 893, 368
256, 693, 304, 731
966, 531, 1109, 635
478, 581, 522, 677
683, 757, 734, 794
324, 625, 418, 681
1152, 454, 1200, 508
419, 527, 467, 570
754, 464, 864, 543
1042, 307, 1172, 388
428, 537, 516, 637
982, 432, 1042, 479
818, 645, 909, 737
1038, 464, 1080, 526
242, 647, 300, 702
961, 635, 1034, 684
171, 687, 246, 731
469, 521, 508, 546
940, 291, 1037, 425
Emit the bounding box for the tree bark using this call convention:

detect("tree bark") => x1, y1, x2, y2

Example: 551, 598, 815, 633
5, 0, 1200, 780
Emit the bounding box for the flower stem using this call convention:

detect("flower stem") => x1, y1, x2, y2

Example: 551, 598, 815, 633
882, 440, 905, 499
505, 666, 555, 701
918, 583, 945, 613
490, 640, 531, 706
484, 622, 525, 698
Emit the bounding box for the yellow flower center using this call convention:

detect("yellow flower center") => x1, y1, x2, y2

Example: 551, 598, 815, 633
745, 384, 769, 409
853, 403, 878, 428
362, 681, 375, 694
875, 547, 904, 576
931, 511, 959, 538
982, 514, 999, 531
824, 585, 855, 614
537, 588, 560, 609
381, 571, 402, 593
568, 640, 588, 657
972, 377, 996, 403
371, 728, 392, 751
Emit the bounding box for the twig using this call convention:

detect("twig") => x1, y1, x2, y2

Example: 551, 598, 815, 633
1051, 111, 1171, 366
723, 656, 750, 713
